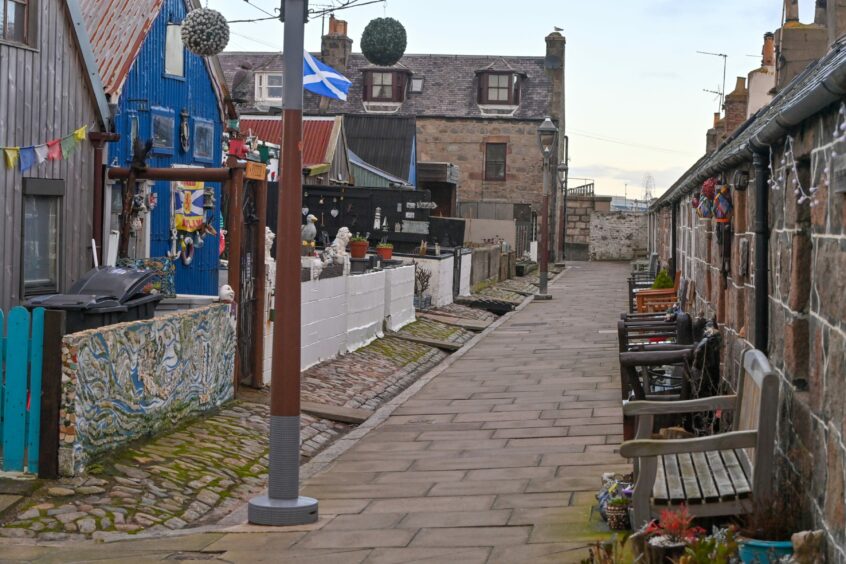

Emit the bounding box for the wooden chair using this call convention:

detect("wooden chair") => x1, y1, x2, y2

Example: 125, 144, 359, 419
636, 274, 682, 313
627, 253, 659, 312
619, 349, 778, 528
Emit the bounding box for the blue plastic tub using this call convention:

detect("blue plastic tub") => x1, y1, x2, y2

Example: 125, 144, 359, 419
738, 538, 793, 563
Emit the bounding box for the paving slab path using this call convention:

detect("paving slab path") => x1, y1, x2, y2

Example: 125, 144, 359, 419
4, 261, 630, 563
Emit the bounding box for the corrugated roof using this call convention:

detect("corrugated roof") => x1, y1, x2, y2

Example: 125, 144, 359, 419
240, 116, 337, 167
344, 115, 416, 181
349, 150, 411, 187
79, 0, 165, 96
218, 52, 552, 120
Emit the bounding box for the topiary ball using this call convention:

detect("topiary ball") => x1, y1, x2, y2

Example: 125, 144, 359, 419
360, 17, 407, 66
182, 8, 230, 57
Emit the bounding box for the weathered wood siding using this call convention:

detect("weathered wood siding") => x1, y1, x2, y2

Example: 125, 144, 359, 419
0, 0, 100, 310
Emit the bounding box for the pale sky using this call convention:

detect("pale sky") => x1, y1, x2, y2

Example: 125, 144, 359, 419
209, 0, 820, 198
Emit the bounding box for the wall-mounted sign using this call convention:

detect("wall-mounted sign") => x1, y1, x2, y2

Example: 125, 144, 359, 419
405, 211, 416, 219
246, 161, 266, 180
406, 202, 416, 209
416, 201, 438, 210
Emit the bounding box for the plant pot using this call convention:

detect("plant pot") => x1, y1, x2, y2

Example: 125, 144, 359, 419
606, 505, 630, 531
645, 538, 687, 564
413, 295, 432, 310
350, 240, 368, 259
738, 538, 793, 563
376, 247, 393, 260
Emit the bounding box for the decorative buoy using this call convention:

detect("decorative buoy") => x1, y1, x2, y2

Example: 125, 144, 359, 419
182, 8, 230, 57
360, 17, 407, 66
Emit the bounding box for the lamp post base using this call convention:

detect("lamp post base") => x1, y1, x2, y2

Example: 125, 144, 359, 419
248, 495, 319, 526
533, 293, 553, 301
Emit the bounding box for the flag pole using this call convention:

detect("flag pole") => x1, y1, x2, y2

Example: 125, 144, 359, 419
248, 0, 318, 526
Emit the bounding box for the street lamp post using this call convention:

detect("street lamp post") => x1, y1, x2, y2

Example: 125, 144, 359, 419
558, 137, 569, 264
536, 117, 558, 300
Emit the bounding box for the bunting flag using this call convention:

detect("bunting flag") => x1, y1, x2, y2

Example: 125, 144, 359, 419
1, 125, 91, 170
3, 147, 19, 168
19, 147, 37, 172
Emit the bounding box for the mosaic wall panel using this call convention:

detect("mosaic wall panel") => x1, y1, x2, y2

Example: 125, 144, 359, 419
59, 304, 235, 475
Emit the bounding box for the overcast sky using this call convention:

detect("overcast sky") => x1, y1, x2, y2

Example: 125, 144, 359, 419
209, 0, 820, 198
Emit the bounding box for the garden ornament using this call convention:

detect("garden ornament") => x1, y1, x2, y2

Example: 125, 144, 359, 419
302, 214, 318, 243
218, 284, 235, 303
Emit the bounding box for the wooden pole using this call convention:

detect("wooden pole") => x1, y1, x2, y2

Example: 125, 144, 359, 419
226, 159, 245, 391
38, 310, 65, 479
251, 177, 269, 389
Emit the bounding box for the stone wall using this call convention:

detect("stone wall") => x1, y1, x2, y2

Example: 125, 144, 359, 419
60, 305, 236, 476
416, 118, 544, 210
589, 211, 647, 261
651, 102, 846, 560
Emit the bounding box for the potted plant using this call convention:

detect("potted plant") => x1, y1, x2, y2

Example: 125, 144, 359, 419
738, 494, 798, 563
349, 235, 369, 259
651, 268, 674, 290
643, 505, 705, 563
680, 527, 739, 564
376, 242, 393, 260
413, 261, 432, 309
606, 497, 631, 531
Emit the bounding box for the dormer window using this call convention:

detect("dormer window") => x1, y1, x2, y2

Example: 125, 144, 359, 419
363, 70, 407, 103
255, 72, 283, 103
478, 73, 520, 106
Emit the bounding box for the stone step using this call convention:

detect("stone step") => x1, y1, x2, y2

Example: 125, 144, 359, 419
418, 313, 490, 332
300, 401, 373, 425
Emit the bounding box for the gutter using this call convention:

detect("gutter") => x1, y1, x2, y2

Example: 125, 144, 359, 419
653, 41, 846, 209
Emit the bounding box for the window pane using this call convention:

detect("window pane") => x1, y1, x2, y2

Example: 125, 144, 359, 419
485, 143, 507, 180
7, 0, 26, 43
411, 77, 423, 92
267, 85, 283, 99
267, 74, 283, 87
165, 24, 184, 76
23, 195, 59, 291
152, 113, 174, 148
194, 122, 214, 160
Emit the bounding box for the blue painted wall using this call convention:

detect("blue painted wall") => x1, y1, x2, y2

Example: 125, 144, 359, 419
110, 0, 223, 296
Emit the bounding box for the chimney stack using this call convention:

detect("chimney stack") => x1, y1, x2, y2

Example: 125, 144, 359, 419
544, 32, 565, 123
321, 15, 353, 75
816, 0, 828, 24
762, 32, 775, 66
724, 77, 749, 134
785, 0, 800, 22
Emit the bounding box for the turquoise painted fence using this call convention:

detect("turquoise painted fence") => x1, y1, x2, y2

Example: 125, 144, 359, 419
0, 307, 44, 473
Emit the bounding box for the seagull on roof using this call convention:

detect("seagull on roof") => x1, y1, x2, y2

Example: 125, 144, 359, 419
554, 26, 563, 32
302, 214, 318, 243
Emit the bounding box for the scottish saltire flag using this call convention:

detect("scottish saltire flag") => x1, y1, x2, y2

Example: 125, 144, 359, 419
303, 50, 351, 101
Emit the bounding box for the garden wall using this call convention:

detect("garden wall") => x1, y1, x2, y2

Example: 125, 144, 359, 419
589, 211, 647, 261
404, 255, 455, 308
59, 304, 236, 476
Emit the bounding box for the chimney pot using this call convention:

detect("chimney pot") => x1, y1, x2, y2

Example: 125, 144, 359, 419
762, 32, 776, 66
785, 0, 799, 22
714, 112, 721, 127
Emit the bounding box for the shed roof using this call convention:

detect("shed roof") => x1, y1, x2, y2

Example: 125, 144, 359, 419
79, 0, 165, 96
240, 115, 339, 168
344, 115, 416, 181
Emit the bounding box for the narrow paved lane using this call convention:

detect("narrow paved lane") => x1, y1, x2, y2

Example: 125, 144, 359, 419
6, 262, 630, 563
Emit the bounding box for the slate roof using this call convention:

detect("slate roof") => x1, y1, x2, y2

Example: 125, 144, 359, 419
218, 52, 551, 120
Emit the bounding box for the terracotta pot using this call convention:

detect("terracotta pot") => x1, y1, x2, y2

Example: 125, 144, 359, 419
376, 246, 393, 260
350, 240, 368, 259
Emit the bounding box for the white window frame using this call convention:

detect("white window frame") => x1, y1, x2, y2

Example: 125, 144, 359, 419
165, 23, 184, 78
255, 72, 284, 103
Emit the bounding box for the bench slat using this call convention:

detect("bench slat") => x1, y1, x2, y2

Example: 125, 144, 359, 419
677, 453, 703, 502
691, 451, 720, 500
706, 450, 736, 499
663, 454, 686, 502
723, 449, 752, 497
653, 455, 669, 501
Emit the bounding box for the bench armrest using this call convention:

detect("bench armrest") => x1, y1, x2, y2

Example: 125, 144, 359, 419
620, 430, 757, 458
622, 395, 736, 416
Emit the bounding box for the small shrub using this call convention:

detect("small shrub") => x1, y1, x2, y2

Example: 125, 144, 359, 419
651, 268, 674, 290
376, 242, 393, 249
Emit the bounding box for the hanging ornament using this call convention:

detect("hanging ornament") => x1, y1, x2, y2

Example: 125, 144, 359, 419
302, 207, 309, 216
360, 17, 407, 66
330, 208, 339, 218
181, 8, 230, 57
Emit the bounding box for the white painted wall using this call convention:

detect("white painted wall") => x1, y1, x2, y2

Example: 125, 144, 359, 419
346, 270, 386, 352
405, 256, 454, 308
385, 265, 416, 331
459, 252, 472, 296
301, 275, 348, 370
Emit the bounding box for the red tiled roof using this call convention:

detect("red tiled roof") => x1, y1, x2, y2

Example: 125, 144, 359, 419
240, 117, 336, 167
79, 0, 165, 96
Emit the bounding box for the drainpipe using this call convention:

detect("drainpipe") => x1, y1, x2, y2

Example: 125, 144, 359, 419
753, 151, 769, 351
671, 202, 678, 278
88, 131, 120, 265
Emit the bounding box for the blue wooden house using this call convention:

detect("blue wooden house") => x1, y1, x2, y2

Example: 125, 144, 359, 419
81, 0, 229, 295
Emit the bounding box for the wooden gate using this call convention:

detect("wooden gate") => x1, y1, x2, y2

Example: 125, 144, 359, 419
0, 307, 44, 473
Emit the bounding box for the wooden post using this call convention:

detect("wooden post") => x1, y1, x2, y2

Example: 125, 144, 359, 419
118, 171, 135, 259
251, 176, 269, 389
226, 160, 245, 390
39, 310, 65, 479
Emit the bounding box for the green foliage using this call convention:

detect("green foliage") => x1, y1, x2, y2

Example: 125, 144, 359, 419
581, 535, 635, 564
680, 528, 739, 564
608, 496, 631, 507
376, 242, 393, 249
360, 17, 407, 66
350, 236, 368, 243
651, 269, 674, 290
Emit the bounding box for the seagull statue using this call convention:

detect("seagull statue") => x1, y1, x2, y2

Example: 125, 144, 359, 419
301, 214, 318, 244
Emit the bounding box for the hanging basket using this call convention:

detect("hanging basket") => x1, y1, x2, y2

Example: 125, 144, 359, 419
182, 8, 230, 57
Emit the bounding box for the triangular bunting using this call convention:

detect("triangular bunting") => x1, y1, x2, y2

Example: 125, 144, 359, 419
34, 144, 49, 164
61, 135, 78, 159
74, 125, 88, 141
19, 147, 37, 172
47, 139, 62, 161
3, 147, 20, 168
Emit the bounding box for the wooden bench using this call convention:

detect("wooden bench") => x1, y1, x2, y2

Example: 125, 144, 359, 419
619, 349, 778, 528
